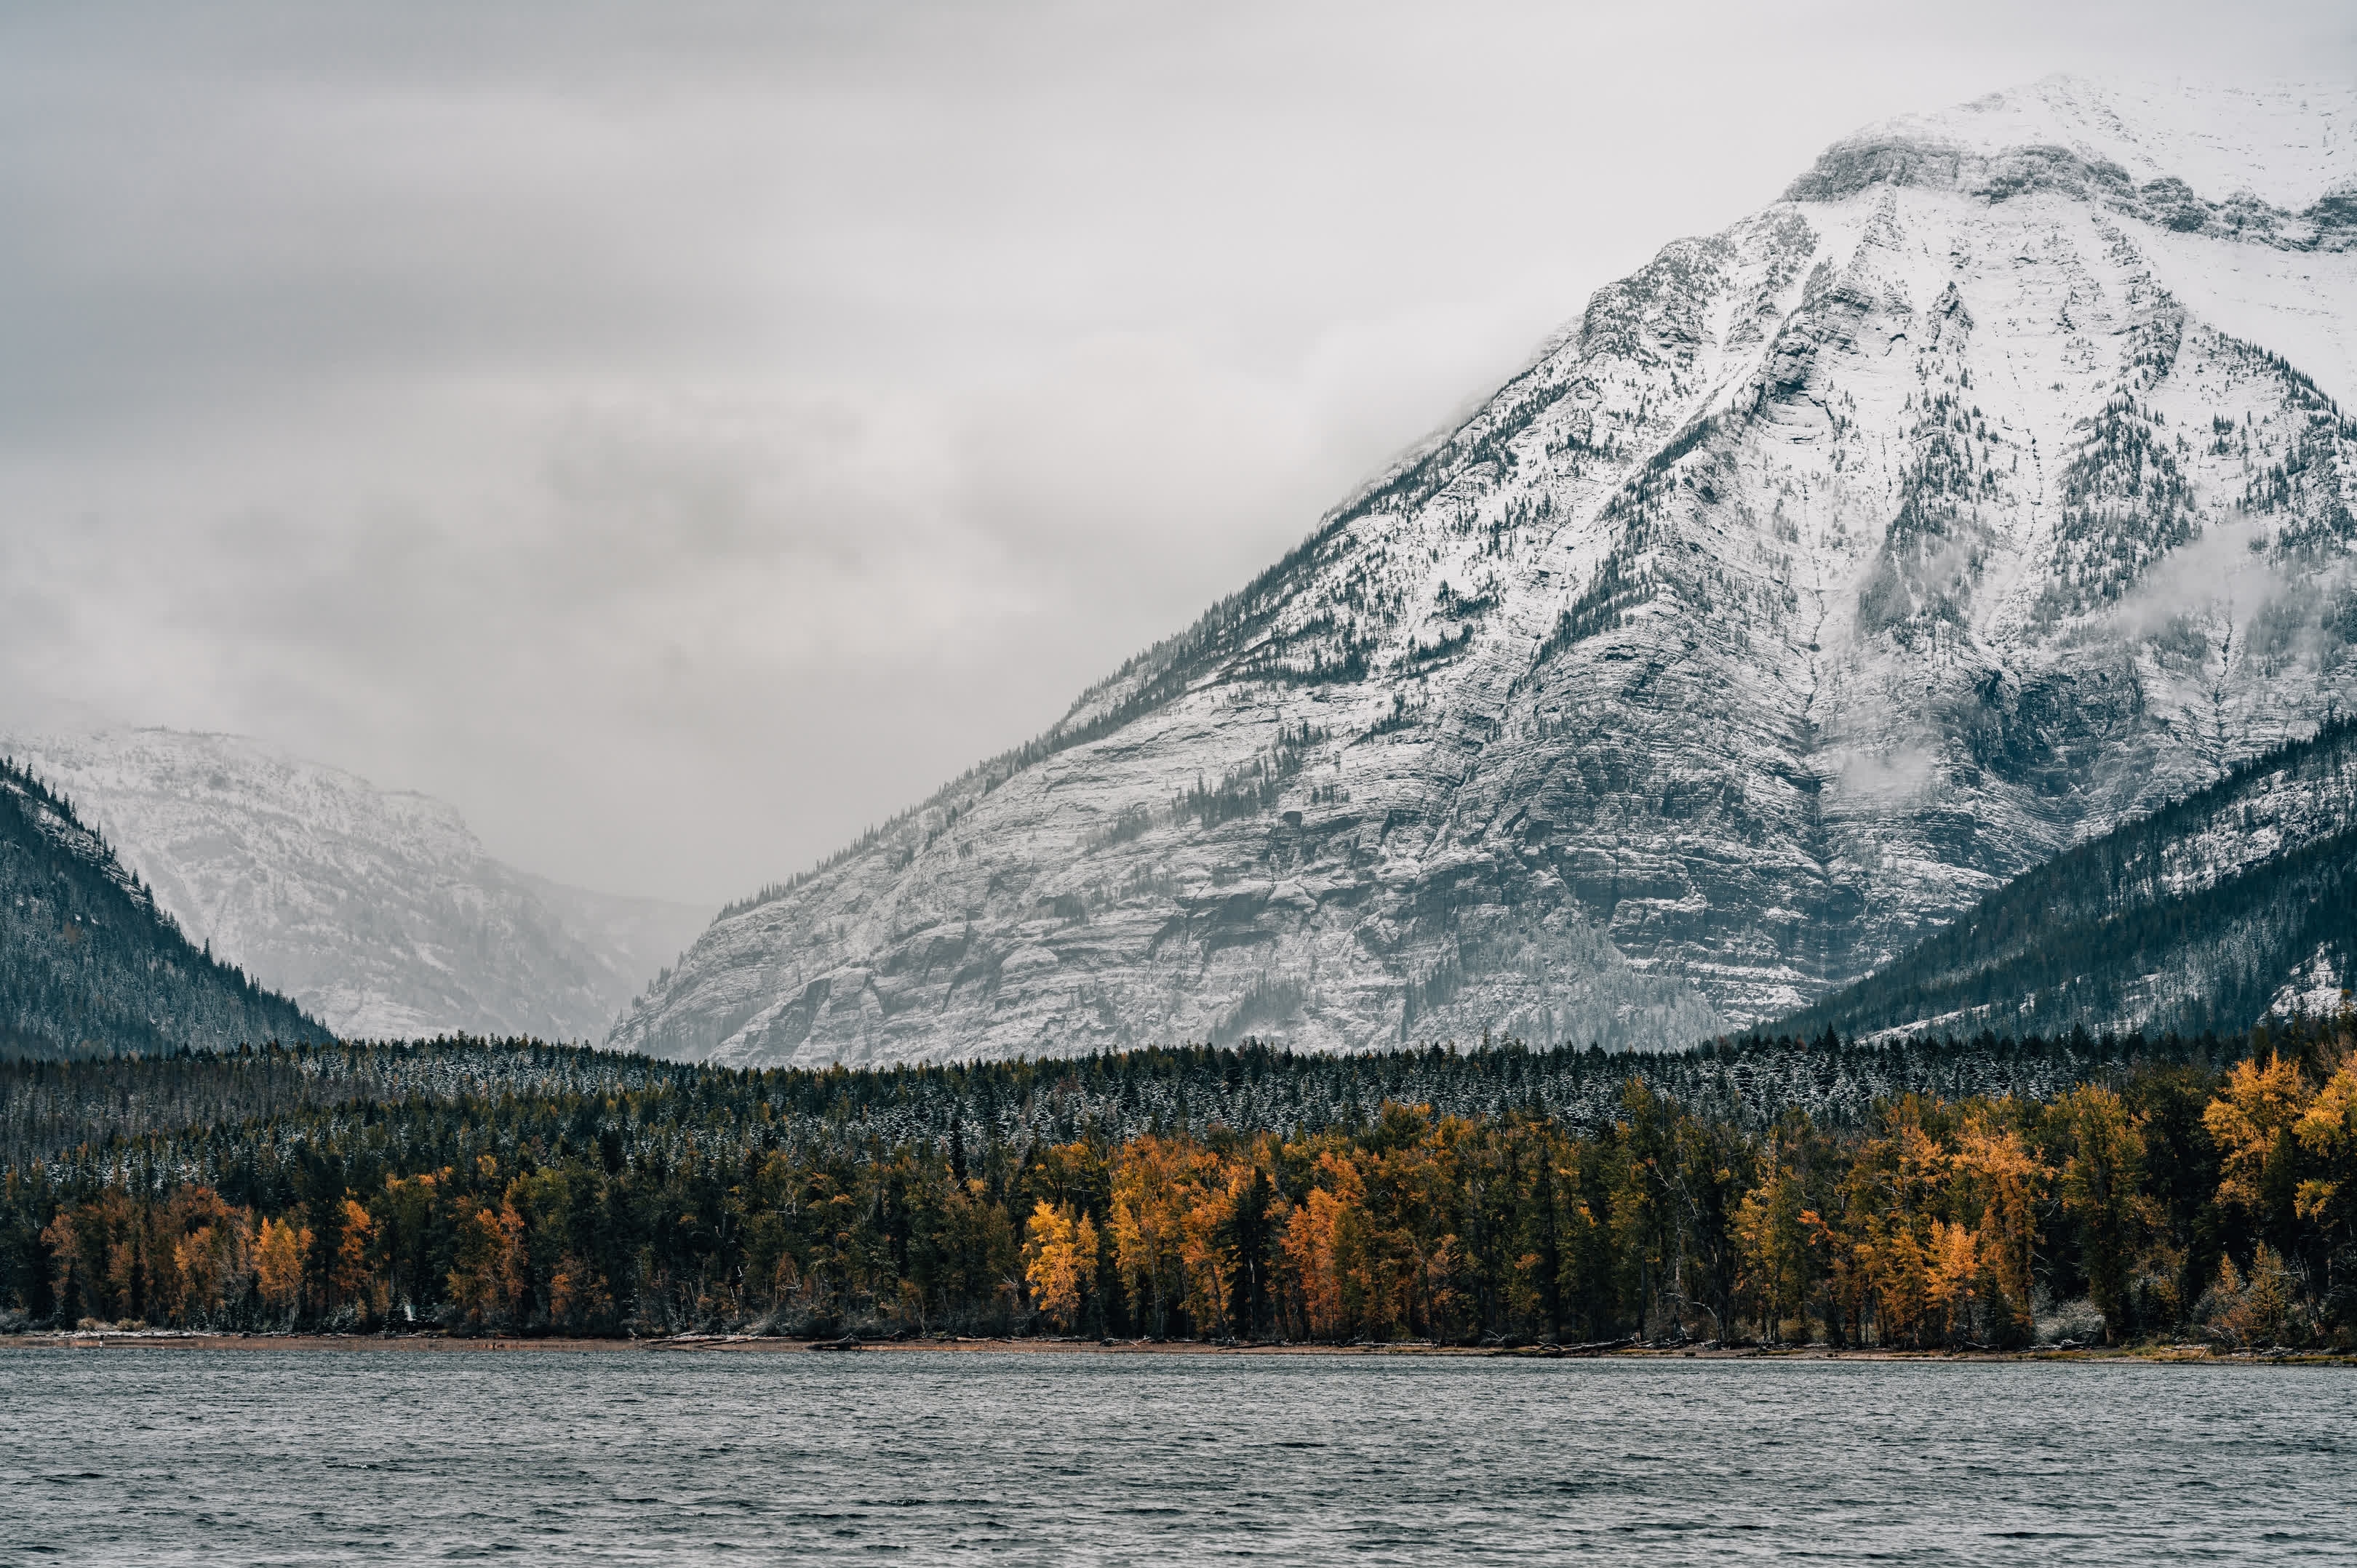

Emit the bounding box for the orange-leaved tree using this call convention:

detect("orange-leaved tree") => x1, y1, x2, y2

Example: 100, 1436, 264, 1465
330, 1196, 380, 1317
2204, 1052, 2313, 1260
1277, 1150, 1364, 1341
447, 1199, 529, 1330
1021, 1200, 1100, 1331
255, 1214, 311, 1319
2292, 1045, 2357, 1241
1950, 1108, 2041, 1345
1109, 1135, 1200, 1336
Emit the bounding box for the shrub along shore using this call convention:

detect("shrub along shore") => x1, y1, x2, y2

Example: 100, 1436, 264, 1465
3, 1020, 2353, 1353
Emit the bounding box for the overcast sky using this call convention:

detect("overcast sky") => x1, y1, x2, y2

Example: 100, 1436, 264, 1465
1, 1, 2350, 905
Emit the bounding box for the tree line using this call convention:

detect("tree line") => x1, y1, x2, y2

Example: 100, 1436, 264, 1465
1, 1027, 2244, 1177
3, 1019, 2351, 1350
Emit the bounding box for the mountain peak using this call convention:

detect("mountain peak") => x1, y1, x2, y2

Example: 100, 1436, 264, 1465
616, 81, 2357, 1068
1798, 76, 2357, 212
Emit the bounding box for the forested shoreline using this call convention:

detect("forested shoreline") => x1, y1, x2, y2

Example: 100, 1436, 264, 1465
3, 1023, 2353, 1352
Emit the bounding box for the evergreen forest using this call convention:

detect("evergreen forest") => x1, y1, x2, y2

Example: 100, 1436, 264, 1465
5, 1022, 2353, 1353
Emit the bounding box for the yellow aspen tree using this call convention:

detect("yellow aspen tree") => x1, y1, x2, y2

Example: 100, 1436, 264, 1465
1848, 1106, 1949, 1346
549, 1261, 582, 1327
449, 1201, 529, 1329
2292, 1054, 2357, 1236
1924, 1220, 1981, 1345
2204, 1053, 2312, 1213
1072, 1212, 1103, 1318
2204, 1244, 2298, 1348
170, 1226, 215, 1320
255, 1215, 311, 1318
1277, 1152, 1364, 1340
156, 1188, 242, 1324
1022, 1200, 1098, 1330
2229, 1244, 2297, 1345
1277, 1192, 1341, 1340
331, 1196, 378, 1315
1870, 1218, 1932, 1347
1178, 1159, 1245, 1338
1110, 1137, 1195, 1335
1839, 1109, 1942, 1347
1955, 1113, 2042, 1341
173, 1222, 250, 1320
39, 1210, 87, 1322
104, 1228, 150, 1326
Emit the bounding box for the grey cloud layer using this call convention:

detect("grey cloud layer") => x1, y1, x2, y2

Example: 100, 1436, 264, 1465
1, 0, 2349, 901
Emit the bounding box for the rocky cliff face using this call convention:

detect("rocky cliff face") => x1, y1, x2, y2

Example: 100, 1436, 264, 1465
4, 729, 711, 1041
615, 76, 2357, 1068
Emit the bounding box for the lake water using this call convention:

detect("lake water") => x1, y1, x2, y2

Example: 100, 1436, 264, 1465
1, 1348, 2348, 1564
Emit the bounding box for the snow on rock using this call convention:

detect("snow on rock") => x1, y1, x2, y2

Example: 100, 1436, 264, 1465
2269, 945, 2353, 1023
1827, 77, 2357, 212
1, 729, 711, 1041
615, 76, 2357, 1068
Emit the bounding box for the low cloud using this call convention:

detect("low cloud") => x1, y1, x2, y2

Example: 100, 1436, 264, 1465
2111, 515, 2297, 641
1830, 745, 1945, 807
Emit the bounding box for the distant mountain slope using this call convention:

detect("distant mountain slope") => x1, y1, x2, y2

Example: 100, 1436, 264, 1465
1784, 720, 2357, 1041
2, 730, 710, 1041
617, 75, 2357, 1069
1, 753, 326, 1057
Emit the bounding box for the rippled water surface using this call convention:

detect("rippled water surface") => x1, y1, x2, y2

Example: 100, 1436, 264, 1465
1, 1348, 2350, 1564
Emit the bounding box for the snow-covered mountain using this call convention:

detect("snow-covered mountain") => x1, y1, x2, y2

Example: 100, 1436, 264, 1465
1, 729, 711, 1041
1, 753, 327, 1058
615, 76, 2357, 1068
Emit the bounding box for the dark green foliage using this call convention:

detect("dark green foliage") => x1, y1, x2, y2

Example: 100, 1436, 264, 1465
3, 1029, 2244, 1180
2037, 386, 2198, 620
1787, 721, 2357, 1041
1403, 624, 1475, 666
